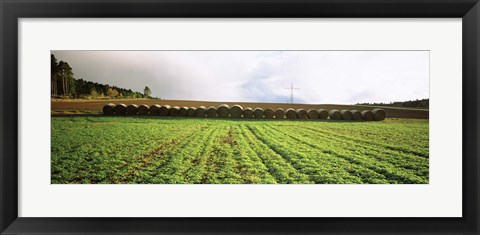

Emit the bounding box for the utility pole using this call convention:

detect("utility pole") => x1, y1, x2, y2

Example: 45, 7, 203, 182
285, 83, 300, 104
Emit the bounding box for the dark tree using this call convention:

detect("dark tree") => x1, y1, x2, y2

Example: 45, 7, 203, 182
144, 86, 151, 98
51, 54, 58, 96
56, 61, 74, 96
356, 98, 429, 108
51, 53, 149, 99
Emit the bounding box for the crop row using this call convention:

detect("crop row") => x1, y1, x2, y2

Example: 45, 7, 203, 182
51, 117, 428, 184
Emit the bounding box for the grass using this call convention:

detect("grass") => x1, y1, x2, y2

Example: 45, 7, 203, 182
51, 117, 429, 184
51, 109, 102, 115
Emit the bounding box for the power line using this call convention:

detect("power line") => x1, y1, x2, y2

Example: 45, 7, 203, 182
285, 82, 300, 104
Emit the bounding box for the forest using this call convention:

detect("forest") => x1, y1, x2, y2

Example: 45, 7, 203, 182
51, 54, 150, 99
356, 98, 429, 108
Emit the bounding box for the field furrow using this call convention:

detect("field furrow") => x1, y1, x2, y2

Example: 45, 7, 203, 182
267, 125, 427, 183
181, 126, 225, 183
52, 117, 429, 184
288, 125, 429, 176
239, 125, 311, 183
200, 125, 245, 183
227, 125, 278, 183
141, 125, 220, 184
247, 125, 374, 184
51, 117, 204, 183
306, 122, 428, 157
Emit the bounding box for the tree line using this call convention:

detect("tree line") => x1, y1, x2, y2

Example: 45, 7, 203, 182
51, 54, 153, 99
356, 98, 429, 108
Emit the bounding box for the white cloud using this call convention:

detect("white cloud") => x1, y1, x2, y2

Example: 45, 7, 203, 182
52, 50, 429, 104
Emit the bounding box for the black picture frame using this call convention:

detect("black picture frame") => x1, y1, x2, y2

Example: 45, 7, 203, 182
1, 0, 479, 234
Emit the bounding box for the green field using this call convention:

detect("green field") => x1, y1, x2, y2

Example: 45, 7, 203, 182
51, 117, 429, 184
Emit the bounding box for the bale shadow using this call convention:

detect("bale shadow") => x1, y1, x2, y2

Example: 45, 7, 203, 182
52, 113, 380, 122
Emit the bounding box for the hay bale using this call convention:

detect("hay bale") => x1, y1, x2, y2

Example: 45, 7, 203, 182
114, 103, 127, 115
217, 104, 230, 118
361, 110, 374, 121
274, 108, 285, 119
129, 104, 141, 115
372, 108, 387, 121
264, 108, 275, 119
158, 105, 171, 116
195, 106, 207, 117
103, 103, 115, 115
230, 105, 243, 118
296, 109, 308, 119
169, 106, 180, 116
136, 104, 149, 115
329, 110, 342, 120
178, 107, 188, 117
243, 108, 254, 118
253, 108, 264, 119
318, 109, 329, 119
285, 108, 297, 119
207, 106, 218, 117
187, 107, 197, 117
307, 109, 319, 119
340, 110, 353, 120
351, 110, 363, 121
148, 104, 161, 115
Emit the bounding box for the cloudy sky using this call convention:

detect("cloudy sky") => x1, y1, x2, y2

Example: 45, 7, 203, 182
52, 50, 429, 104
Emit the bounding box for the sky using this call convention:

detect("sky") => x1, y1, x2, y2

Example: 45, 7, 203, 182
51, 50, 429, 104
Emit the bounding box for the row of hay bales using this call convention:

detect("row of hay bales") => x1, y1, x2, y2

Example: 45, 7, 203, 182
103, 103, 387, 121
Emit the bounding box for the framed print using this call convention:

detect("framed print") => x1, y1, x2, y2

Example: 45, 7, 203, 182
1, 0, 479, 234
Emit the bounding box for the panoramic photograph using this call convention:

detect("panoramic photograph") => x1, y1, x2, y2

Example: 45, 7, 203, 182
51, 50, 429, 184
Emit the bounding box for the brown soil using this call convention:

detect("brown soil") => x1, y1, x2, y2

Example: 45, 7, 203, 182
51, 99, 429, 119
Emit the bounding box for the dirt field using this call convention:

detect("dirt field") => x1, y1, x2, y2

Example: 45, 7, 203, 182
51, 99, 429, 119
